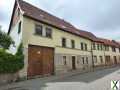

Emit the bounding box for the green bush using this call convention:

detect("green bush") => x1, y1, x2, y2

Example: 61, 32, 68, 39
0, 43, 24, 74
0, 30, 14, 49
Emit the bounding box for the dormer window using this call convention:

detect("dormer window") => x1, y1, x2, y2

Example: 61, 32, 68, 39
40, 14, 44, 18
62, 25, 67, 29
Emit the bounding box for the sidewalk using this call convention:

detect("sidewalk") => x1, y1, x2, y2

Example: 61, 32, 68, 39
0, 65, 119, 90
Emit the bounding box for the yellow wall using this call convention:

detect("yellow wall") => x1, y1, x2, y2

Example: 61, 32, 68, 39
21, 16, 120, 75
22, 17, 92, 55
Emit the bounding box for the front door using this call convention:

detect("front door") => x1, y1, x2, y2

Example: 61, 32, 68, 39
72, 56, 76, 70
114, 56, 117, 64
105, 56, 111, 65
28, 45, 54, 77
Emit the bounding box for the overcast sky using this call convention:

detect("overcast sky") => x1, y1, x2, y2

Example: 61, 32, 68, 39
0, 0, 120, 40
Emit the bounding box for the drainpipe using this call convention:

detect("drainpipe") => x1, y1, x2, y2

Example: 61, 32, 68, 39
91, 41, 94, 71
103, 44, 106, 68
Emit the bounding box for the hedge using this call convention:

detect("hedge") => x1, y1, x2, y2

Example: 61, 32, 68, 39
0, 43, 24, 74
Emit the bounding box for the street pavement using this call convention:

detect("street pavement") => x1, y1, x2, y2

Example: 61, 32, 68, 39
0, 66, 120, 90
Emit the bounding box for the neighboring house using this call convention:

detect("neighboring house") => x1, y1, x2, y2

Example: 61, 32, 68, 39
8, 0, 120, 78
92, 38, 120, 67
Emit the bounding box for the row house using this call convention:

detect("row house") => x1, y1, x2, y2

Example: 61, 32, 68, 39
8, 0, 120, 78
92, 38, 120, 67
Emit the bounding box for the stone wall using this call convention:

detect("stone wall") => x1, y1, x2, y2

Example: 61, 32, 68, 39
0, 72, 19, 85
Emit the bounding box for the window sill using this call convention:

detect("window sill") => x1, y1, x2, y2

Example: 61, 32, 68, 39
56, 46, 91, 52
34, 33, 53, 40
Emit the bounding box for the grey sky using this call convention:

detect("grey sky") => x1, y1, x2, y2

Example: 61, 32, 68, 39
0, 0, 120, 40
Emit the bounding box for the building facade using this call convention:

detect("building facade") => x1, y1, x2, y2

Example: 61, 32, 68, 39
8, 0, 120, 78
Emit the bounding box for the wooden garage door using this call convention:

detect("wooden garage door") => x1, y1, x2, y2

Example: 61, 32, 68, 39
28, 45, 54, 77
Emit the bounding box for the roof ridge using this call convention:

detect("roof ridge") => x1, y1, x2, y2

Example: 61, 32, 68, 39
19, 0, 75, 28
17, 0, 119, 44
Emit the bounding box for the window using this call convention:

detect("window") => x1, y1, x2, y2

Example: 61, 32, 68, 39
107, 46, 109, 51
99, 56, 103, 63
71, 40, 75, 48
17, 8, 20, 16
63, 56, 67, 65
81, 43, 84, 50
97, 44, 100, 50
93, 56, 97, 63
82, 57, 85, 64
105, 45, 109, 51
86, 57, 88, 64
46, 27, 52, 38
112, 47, 116, 52
35, 24, 43, 35
62, 38, 66, 47
93, 43, 96, 50
85, 44, 87, 51
105, 45, 107, 51
18, 21, 21, 34
100, 44, 102, 50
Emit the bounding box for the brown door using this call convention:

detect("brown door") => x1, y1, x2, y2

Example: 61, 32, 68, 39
42, 47, 54, 75
114, 56, 117, 64
72, 56, 76, 70
28, 45, 54, 77
105, 56, 111, 65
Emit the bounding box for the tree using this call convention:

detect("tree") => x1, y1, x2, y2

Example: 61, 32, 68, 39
0, 26, 14, 49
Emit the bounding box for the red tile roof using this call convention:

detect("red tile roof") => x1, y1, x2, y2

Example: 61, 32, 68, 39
98, 38, 119, 47
18, 0, 99, 41
8, 0, 120, 47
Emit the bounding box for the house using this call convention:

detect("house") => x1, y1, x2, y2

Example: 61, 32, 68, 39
8, 0, 120, 78
92, 38, 120, 66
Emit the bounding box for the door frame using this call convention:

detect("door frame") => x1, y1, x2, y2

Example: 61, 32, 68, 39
72, 56, 76, 70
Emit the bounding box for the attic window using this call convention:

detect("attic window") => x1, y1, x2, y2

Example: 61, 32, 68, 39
62, 25, 67, 29
40, 14, 44, 18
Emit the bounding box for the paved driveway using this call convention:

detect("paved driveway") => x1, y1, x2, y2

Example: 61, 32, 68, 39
1, 66, 120, 90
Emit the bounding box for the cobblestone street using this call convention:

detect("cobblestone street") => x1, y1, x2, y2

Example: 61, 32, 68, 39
1, 66, 120, 90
